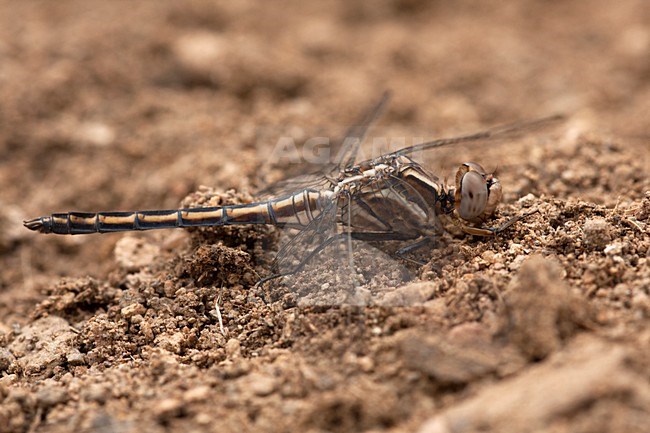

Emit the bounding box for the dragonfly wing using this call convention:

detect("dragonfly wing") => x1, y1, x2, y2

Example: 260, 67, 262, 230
391, 114, 565, 157
338, 174, 448, 306
265, 188, 411, 306
335, 91, 391, 169
259, 92, 391, 198
267, 198, 362, 306
257, 172, 333, 200
322, 174, 437, 305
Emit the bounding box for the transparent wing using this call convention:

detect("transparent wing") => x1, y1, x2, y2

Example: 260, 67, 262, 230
258, 92, 391, 198
339, 175, 432, 306
335, 91, 391, 169
257, 172, 334, 200
269, 174, 433, 306
272, 199, 340, 273
389, 114, 565, 158
267, 198, 363, 306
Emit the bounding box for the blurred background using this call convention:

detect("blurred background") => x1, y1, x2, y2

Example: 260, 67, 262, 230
0, 0, 648, 309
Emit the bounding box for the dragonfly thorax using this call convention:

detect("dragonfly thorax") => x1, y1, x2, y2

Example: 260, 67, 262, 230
334, 161, 397, 195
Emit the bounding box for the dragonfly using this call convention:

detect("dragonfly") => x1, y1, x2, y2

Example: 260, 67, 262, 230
24, 94, 562, 304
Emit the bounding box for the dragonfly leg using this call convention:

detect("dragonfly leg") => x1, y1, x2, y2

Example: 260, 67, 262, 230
459, 209, 539, 237
396, 237, 437, 265
255, 234, 344, 289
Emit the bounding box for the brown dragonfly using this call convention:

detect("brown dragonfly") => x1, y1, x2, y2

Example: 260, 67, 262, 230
24, 94, 561, 303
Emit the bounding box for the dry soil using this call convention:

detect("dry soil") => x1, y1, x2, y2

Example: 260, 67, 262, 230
0, 1, 649, 433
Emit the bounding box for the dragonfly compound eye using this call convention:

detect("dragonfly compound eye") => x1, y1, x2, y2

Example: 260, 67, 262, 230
458, 170, 489, 220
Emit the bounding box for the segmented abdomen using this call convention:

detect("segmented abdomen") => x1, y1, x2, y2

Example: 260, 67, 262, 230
23, 189, 332, 235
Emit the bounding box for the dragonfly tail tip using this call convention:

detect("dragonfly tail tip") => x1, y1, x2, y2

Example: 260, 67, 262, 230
24, 217, 48, 233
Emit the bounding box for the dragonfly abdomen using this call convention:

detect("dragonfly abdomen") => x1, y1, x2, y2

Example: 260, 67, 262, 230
23, 189, 331, 235
23, 207, 258, 235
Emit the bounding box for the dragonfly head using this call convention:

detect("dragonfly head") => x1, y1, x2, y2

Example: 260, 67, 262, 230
454, 162, 502, 223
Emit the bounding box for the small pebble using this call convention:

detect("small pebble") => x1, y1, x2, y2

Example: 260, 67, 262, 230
153, 398, 183, 420
76, 121, 115, 147
156, 332, 184, 354
508, 254, 527, 271
517, 193, 536, 205
36, 386, 68, 408
195, 412, 212, 425
0, 374, 17, 386
225, 338, 241, 358
357, 356, 374, 372
604, 242, 624, 256
582, 218, 612, 250
172, 31, 228, 82
121, 303, 146, 318
248, 374, 277, 397
0, 348, 16, 371
66, 349, 85, 366
82, 383, 108, 403
183, 385, 211, 403
163, 280, 176, 298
